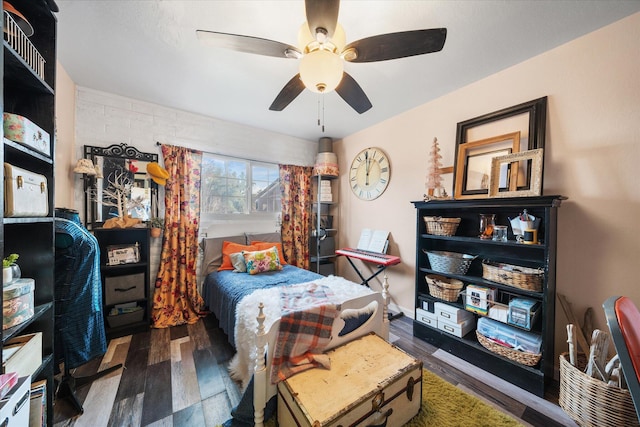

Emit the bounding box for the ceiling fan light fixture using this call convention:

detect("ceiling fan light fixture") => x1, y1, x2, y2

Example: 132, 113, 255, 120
299, 49, 344, 93
298, 22, 346, 54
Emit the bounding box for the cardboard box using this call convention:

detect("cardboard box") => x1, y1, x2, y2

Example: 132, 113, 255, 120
434, 302, 474, 323
2, 278, 35, 330
415, 308, 438, 328
437, 316, 476, 338
3, 113, 50, 156
2, 333, 42, 378
465, 285, 497, 315
0, 375, 31, 426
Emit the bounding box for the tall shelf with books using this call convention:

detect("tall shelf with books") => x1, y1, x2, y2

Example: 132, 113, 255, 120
1, 0, 58, 424
310, 175, 338, 275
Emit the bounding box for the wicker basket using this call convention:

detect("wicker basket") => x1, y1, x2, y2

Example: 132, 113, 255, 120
476, 331, 542, 367
482, 260, 543, 292
425, 250, 476, 275
423, 216, 461, 236
559, 353, 640, 427
425, 275, 464, 302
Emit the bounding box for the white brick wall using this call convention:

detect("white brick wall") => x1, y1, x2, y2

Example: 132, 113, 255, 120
73, 86, 318, 288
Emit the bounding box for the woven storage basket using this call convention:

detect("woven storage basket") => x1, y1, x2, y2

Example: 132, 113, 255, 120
423, 216, 461, 236
425, 275, 464, 302
425, 250, 476, 275
559, 353, 639, 427
482, 260, 543, 292
476, 331, 542, 367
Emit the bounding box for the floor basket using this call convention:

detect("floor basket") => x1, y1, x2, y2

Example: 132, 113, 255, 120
559, 353, 640, 427
423, 216, 461, 236
476, 331, 541, 367
425, 250, 476, 275
425, 275, 463, 302
482, 260, 543, 292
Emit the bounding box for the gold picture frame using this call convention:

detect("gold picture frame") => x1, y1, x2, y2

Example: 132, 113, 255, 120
454, 132, 521, 199
488, 149, 544, 198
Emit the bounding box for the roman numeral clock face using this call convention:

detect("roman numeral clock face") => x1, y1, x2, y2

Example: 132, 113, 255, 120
349, 147, 391, 201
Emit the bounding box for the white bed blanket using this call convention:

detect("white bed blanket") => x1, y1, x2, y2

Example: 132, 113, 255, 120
229, 275, 372, 388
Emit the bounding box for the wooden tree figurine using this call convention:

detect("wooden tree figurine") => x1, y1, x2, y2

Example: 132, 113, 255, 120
425, 137, 444, 198
88, 170, 142, 228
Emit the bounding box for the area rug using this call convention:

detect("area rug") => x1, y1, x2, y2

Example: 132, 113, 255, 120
263, 369, 523, 426
404, 369, 523, 427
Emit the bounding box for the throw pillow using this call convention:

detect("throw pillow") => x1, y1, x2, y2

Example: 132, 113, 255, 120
218, 241, 258, 271
243, 246, 283, 275
250, 241, 287, 265
230, 252, 247, 273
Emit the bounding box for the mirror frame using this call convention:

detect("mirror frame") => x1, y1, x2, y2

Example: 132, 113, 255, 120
83, 143, 158, 229
453, 96, 547, 199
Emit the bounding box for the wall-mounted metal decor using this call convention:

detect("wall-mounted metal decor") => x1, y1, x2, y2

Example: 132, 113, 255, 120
83, 143, 158, 228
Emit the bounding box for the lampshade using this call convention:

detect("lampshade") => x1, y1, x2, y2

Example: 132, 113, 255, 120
299, 49, 344, 93
74, 158, 97, 175
313, 137, 339, 177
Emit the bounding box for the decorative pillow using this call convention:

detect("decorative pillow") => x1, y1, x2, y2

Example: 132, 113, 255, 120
243, 246, 283, 275
200, 235, 245, 276
230, 252, 247, 273
250, 241, 287, 265
218, 241, 258, 271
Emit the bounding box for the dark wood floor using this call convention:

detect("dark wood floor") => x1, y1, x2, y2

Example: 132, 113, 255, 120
53, 314, 577, 427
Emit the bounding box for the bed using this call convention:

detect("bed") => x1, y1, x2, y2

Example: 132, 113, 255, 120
200, 233, 390, 427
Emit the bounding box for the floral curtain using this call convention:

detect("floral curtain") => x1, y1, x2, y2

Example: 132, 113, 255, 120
151, 144, 205, 328
279, 165, 314, 269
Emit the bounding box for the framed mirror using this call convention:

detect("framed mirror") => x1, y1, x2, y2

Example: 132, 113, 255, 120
83, 143, 158, 228
453, 97, 547, 199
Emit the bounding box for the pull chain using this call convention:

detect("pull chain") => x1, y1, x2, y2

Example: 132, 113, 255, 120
317, 95, 326, 132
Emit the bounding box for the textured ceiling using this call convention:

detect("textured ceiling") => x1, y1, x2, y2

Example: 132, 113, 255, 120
55, 1, 640, 141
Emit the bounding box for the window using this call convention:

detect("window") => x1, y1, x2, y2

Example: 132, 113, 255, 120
200, 153, 280, 217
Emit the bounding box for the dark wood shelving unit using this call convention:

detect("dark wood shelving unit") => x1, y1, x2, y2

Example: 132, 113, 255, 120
93, 227, 151, 339
412, 195, 564, 397
1, 1, 58, 424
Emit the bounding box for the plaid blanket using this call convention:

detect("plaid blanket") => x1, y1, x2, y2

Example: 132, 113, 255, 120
270, 283, 337, 384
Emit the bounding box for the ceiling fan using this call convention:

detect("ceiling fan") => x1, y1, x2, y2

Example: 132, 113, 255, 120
196, 0, 446, 114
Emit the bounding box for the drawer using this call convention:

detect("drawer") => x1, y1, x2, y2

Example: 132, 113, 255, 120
415, 308, 438, 328
434, 302, 474, 323
104, 273, 145, 305
437, 317, 476, 338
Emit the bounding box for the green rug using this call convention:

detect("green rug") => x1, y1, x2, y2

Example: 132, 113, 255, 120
263, 369, 523, 426
404, 369, 523, 427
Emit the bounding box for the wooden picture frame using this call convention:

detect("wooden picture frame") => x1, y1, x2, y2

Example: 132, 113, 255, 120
454, 132, 521, 199
488, 149, 544, 198
453, 97, 547, 199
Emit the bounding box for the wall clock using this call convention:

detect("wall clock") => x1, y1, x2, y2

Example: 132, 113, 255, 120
349, 147, 391, 200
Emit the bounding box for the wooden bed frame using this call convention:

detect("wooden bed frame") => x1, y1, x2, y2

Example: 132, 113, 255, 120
251, 275, 391, 427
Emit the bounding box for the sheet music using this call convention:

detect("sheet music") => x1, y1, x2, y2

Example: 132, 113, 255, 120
356, 228, 389, 253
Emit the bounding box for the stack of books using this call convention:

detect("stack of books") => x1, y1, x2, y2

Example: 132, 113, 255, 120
319, 180, 333, 202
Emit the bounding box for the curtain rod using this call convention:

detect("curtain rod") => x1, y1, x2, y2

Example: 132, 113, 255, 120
155, 141, 281, 166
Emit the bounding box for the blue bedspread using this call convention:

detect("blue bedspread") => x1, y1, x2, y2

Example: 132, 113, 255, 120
202, 265, 323, 346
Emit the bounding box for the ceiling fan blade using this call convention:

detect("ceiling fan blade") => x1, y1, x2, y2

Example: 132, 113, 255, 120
269, 74, 306, 111
305, 0, 340, 39
335, 72, 372, 114
196, 30, 301, 59
343, 28, 447, 63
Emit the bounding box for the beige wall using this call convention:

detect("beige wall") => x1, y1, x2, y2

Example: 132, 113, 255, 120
335, 12, 640, 365
54, 63, 76, 209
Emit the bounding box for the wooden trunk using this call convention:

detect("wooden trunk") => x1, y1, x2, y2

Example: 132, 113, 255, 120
277, 333, 422, 427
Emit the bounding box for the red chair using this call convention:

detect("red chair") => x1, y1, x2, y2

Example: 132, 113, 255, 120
603, 296, 640, 421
